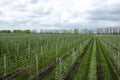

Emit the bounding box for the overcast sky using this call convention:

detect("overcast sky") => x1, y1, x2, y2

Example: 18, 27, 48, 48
0, 0, 120, 30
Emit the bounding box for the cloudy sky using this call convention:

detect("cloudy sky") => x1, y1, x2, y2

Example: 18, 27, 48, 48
0, 0, 120, 30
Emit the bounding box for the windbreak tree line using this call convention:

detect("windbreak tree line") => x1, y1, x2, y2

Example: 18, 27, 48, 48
95, 27, 120, 34
0, 29, 80, 34
0, 30, 31, 33
88, 27, 120, 34
1, 27, 120, 34
0, 30, 11, 33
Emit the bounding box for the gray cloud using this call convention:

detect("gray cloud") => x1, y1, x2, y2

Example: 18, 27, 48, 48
30, 0, 38, 4
34, 9, 53, 15
0, 11, 2, 14
88, 4, 120, 21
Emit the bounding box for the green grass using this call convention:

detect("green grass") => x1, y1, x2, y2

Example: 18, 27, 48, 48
0, 34, 91, 79
0, 34, 120, 80
74, 38, 94, 80
87, 37, 97, 80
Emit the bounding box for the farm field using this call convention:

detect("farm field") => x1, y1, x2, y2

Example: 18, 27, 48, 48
0, 34, 120, 80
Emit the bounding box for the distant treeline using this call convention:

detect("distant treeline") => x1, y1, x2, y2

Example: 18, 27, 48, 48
0, 27, 120, 34
89, 27, 120, 34
0, 29, 80, 34
0, 30, 31, 33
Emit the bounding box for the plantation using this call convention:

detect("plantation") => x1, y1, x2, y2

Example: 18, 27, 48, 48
0, 33, 120, 80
